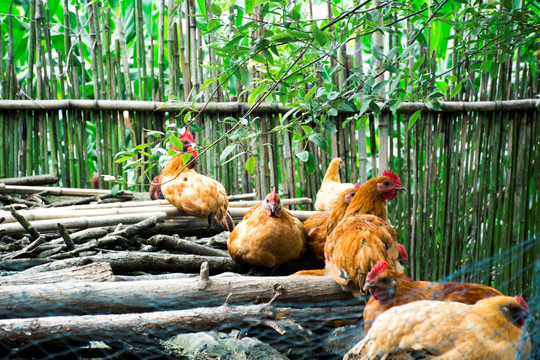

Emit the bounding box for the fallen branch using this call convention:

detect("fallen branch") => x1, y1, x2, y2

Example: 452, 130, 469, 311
0, 174, 58, 186
0, 262, 114, 285
0, 303, 362, 348
0, 212, 168, 235
0, 194, 44, 208
9, 209, 41, 240
146, 234, 230, 257
0, 273, 353, 319
51, 191, 133, 207
0, 184, 134, 197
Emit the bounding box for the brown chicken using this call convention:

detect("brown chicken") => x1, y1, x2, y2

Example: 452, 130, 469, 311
149, 131, 199, 200
304, 184, 360, 264
314, 158, 355, 211
363, 260, 504, 331
344, 296, 531, 360
160, 137, 233, 232
227, 187, 307, 267
322, 170, 405, 296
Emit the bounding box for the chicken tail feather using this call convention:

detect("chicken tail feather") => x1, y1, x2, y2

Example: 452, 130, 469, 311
209, 208, 235, 232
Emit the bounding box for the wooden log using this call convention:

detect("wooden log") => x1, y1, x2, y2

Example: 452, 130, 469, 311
0, 303, 362, 348
0, 262, 114, 285
0, 194, 44, 208
0, 212, 168, 234
146, 234, 230, 257
0, 174, 58, 186
0, 273, 353, 318
51, 191, 133, 207
20, 251, 242, 275
0, 184, 134, 197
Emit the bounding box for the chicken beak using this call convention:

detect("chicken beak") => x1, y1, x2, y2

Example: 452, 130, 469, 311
395, 186, 406, 193
363, 281, 374, 292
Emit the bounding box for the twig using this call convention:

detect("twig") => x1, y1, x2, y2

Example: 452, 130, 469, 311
10, 209, 41, 240
57, 223, 75, 250
51, 191, 133, 207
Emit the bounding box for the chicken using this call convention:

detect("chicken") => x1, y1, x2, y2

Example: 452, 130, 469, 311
322, 170, 405, 296
227, 187, 307, 267
304, 184, 360, 264
149, 131, 199, 200
324, 214, 402, 297
363, 260, 504, 331
344, 296, 531, 360
160, 136, 233, 232
314, 158, 355, 211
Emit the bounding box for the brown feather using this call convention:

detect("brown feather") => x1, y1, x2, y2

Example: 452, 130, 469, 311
314, 158, 355, 211
227, 192, 307, 267
363, 267, 504, 331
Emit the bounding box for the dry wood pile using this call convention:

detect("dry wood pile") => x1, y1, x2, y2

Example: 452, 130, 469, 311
0, 175, 365, 359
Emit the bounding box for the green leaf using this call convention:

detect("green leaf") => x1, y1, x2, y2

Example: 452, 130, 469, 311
248, 84, 268, 106
250, 53, 266, 63
301, 125, 314, 136
115, 156, 132, 163
296, 151, 310, 162
210, 3, 222, 16
189, 124, 203, 132
245, 0, 255, 14
220, 144, 238, 162
201, 77, 218, 90
305, 86, 317, 102
262, 49, 274, 65
182, 153, 194, 164
111, 184, 120, 196
356, 114, 369, 131
184, 111, 192, 124
321, 120, 337, 133
407, 109, 422, 130
412, 54, 425, 73
312, 23, 326, 46
328, 108, 338, 117
450, 82, 462, 99
309, 133, 329, 153
359, 99, 372, 116
218, 72, 229, 87
245, 156, 256, 175
170, 135, 184, 150
147, 130, 164, 138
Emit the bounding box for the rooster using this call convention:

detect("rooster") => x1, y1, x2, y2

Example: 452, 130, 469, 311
344, 296, 531, 360
314, 158, 355, 211
149, 131, 199, 200
160, 135, 233, 232
362, 260, 504, 331
304, 184, 360, 264
322, 170, 405, 296
227, 187, 307, 267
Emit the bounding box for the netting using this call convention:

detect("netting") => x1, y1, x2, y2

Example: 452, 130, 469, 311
0, 227, 538, 360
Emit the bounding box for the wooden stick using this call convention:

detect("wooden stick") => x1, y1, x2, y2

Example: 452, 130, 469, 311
57, 222, 75, 250
0, 212, 168, 235
0, 174, 58, 186
0, 184, 134, 197
51, 191, 133, 207
0, 303, 362, 348
0, 273, 353, 319
9, 208, 41, 239
0, 262, 114, 285
0, 194, 43, 207
228, 197, 313, 208
146, 234, 229, 257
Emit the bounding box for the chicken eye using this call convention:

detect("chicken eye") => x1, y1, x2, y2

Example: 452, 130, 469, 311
384, 181, 390, 186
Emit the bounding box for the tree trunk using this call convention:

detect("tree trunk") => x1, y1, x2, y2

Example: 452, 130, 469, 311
0, 273, 353, 319
0, 262, 114, 285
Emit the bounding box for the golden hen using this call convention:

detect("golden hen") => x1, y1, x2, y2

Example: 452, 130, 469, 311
314, 158, 355, 211
149, 131, 199, 200
322, 170, 405, 296
160, 136, 233, 232
344, 296, 531, 360
227, 187, 307, 267
363, 260, 504, 331
304, 184, 360, 264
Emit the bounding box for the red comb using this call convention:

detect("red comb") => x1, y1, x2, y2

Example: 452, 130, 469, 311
515, 296, 529, 312
270, 186, 278, 202
397, 244, 408, 260
367, 261, 389, 282
382, 170, 402, 187
181, 131, 196, 144
354, 184, 360, 190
